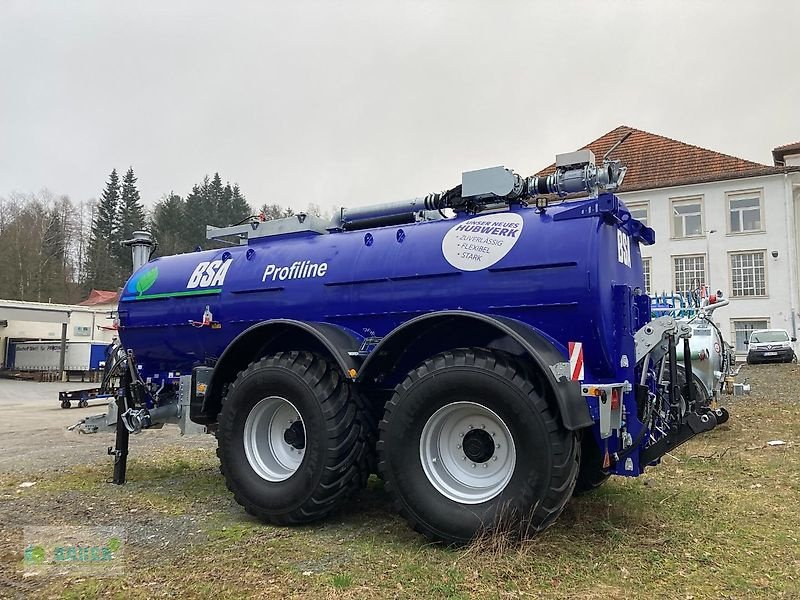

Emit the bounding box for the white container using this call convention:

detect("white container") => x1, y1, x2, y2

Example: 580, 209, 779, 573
11, 341, 101, 371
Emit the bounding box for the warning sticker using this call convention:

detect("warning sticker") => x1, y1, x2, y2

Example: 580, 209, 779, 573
441, 213, 524, 271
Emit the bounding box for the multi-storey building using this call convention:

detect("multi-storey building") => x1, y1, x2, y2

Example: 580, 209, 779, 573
538, 126, 800, 355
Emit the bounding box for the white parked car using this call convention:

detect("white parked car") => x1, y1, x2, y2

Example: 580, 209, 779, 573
745, 329, 797, 364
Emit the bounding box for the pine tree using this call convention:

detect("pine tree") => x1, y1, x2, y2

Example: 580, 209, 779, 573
117, 167, 147, 273
217, 181, 250, 226
183, 178, 213, 250
227, 183, 250, 223
258, 202, 294, 220
209, 172, 226, 225
85, 169, 122, 291
151, 193, 188, 255
211, 173, 250, 228
182, 174, 251, 250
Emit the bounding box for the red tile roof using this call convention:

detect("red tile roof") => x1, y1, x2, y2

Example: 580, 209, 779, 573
773, 140, 800, 152
772, 141, 800, 166
78, 289, 119, 306
536, 125, 799, 193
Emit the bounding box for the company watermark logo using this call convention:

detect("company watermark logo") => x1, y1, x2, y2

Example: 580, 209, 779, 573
22, 526, 125, 577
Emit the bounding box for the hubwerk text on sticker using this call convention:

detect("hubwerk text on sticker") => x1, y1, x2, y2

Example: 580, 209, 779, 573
441, 212, 524, 271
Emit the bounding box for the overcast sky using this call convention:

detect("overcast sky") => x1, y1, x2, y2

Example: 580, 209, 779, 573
1, 0, 798, 213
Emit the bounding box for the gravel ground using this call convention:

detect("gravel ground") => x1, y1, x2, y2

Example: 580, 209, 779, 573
0, 379, 215, 474
0, 379, 220, 598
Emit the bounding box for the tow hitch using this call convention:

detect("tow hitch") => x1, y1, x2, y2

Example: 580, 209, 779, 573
639, 408, 718, 465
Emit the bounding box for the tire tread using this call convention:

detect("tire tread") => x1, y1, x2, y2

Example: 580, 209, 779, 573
378, 347, 579, 543
216, 351, 371, 525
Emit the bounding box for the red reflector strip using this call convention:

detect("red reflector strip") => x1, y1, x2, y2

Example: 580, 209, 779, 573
568, 341, 584, 381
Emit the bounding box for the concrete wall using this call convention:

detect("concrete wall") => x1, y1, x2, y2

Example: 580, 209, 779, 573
620, 172, 800, 352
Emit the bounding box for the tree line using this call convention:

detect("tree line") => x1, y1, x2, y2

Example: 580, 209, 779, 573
0, 169, 328, 304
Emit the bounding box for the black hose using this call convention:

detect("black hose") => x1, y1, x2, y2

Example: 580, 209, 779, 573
610, 353, 667, 467
232, 214, 260, 226
340, 212, 417, 231
611, 384, 657, 467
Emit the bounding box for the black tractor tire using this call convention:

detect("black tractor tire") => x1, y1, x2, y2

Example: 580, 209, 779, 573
572, 432, 610, 496
217, 351, 370, 525
378, 348, 579, 545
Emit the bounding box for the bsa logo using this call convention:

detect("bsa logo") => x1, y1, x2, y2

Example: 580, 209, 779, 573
187, 260, 232, 289
617, 229, 631, 268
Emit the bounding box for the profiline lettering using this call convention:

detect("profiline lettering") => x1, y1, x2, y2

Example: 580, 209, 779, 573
262, 261, 329, 283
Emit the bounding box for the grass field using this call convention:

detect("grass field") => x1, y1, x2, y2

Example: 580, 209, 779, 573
1, 364, 798, 599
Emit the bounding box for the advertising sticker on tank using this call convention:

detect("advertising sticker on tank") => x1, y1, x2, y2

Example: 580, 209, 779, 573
441, 213, 524, 271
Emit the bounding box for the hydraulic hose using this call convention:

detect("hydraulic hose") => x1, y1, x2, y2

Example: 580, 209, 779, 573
610, 354, 665, 468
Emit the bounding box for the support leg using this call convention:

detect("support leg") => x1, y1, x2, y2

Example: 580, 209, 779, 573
110, 371, 130, 485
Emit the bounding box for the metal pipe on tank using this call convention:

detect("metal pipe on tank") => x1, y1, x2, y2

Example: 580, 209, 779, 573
122, 231, 155, 272
340, 197, 435, 228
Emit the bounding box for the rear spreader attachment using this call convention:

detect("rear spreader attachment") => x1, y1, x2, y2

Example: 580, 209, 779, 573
573, 314, 730, 481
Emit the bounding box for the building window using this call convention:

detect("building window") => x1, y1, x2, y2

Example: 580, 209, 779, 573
671, 197, 703, 238
727, 190, 763, 233
730, 251, 767, 297
642, 257, 652, 294
627, 202, 649, 227
732, 319, 769, 353
673, 255, 705, 293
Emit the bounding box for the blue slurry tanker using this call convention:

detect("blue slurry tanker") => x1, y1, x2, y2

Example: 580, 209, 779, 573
110, 145, 728, 544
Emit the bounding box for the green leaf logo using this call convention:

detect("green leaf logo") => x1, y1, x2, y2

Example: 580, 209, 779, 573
136, 267, 158, 297
26, 545, 46, 564
107, 537, 122, 553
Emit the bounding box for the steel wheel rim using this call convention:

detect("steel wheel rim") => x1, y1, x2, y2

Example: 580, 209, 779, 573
420, 401, 516, 504
243, 396, 305, 482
